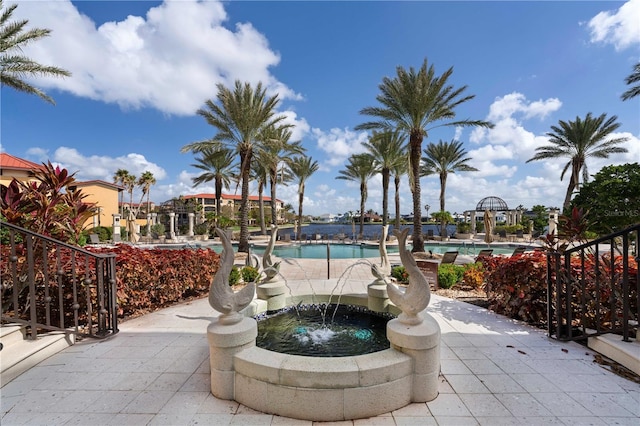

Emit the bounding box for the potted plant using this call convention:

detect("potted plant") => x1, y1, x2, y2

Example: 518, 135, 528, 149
456, 221, 473, 239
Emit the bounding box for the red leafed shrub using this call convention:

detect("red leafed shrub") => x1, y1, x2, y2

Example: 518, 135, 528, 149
88, 245, 220, 318
480, 251, 548, 325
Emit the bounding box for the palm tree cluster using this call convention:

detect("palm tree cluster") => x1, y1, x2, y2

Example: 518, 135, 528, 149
113, 169, 156, 241
182, 81, 319, 252
353, 58, 493, 252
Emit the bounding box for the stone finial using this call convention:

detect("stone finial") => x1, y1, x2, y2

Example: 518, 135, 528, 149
209, 228, 255, 324
386, 228, 431, 325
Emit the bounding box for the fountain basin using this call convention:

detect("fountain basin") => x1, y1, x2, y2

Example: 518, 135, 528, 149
208, 292, 440, 421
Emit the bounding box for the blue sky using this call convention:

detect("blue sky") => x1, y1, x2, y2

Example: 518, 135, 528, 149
2, 0, 639, 217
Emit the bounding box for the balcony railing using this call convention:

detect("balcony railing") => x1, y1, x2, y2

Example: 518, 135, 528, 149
1, 222, 119, 340
547, 223, 639, 342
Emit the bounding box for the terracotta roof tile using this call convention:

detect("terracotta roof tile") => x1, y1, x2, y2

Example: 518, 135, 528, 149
0, 153, 43, 171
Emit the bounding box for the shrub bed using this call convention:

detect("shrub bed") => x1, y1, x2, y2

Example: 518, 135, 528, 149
88, 245, 220, 318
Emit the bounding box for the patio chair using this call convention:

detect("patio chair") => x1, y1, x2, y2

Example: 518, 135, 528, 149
511, 246, 527, 257
283, 233, 291, 243
440, 251, 458, 264
88, 233, 101, 244
515, 229, 524, 241
475, 249, 493, 261
426, 229, 434, 240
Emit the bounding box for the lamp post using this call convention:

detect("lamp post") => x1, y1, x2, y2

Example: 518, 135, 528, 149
424, 204, 430, 222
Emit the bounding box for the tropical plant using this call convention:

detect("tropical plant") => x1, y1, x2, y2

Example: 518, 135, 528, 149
191, 147, 237, 228
621, 62, 640, 101
138, 171, 156, 216
362, 130, 406, 226
356, 58, 493, 252
431, 211, 454, 237
241, 265, 261, 283
526, 113, 629, 211
251, 158, 269, 234
570, 163, 640, 235
113, 169, 131, 216
0, 162, 95, 244
391, 265, 408, 283
182, 80, 288, 252
288, 155, 319, 239
336, 153, 376, 238
259, 124, 305, 227
391, 154, 408, 228
421, 139, 478, 236
0, 0, 71, 104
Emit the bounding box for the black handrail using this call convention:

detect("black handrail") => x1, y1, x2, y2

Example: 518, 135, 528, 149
547, 223, 639, 342
1, 221, 119, 340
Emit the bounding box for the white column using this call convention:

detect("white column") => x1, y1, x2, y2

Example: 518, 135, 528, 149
188, 212, 195, 237
112, 214, 121, 242
471, 211, 477, 233
169, 212, 176, 239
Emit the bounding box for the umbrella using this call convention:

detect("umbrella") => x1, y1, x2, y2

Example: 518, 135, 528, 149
483, 209, 493, 244
128, 212, 140, 243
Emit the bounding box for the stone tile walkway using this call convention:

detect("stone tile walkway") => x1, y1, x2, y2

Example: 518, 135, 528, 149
1, 257, 638, 425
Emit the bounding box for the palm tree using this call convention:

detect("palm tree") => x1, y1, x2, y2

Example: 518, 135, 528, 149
0, 0, 71, 104
336, 153, 376, 238
137, 171, 156, 218
250, 158, 269, 235
355, 58, 493, 252
113, 169, 131, 217
527, 112, 629, 211
391, 157, 408, 229
122, 173, 137, 218
191, 147, 237, 227
421, 139, 478, 237
362, 130, 406, 227
621, 62, 640, 101
288, 155, 319, 240
182, 80, 288, 252
259, 124, 305, 227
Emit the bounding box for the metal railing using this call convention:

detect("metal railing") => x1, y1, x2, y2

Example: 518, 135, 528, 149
547, 223, 639, 342
1, 222, 119, 340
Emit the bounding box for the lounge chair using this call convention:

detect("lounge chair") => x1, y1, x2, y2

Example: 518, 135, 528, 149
283, 233, 291, 243
498, 229, 507, 241
475, 249, 493, 261
440, 251, 458, 264
515, 230, 524, 241
88, 233, 101, 244
426, 229, 434, 240
511, 246, 527, 257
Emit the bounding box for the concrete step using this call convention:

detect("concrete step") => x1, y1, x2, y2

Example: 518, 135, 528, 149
588, 333, 640, 376
1, 331, 75, 386
0, 324, 27, 348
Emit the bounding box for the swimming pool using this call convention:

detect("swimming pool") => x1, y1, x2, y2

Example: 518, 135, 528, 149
248, 242, 519, 259
252, 243, 398, 259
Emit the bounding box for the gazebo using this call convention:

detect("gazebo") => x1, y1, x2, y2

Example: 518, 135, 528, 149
463, 196, 524, 234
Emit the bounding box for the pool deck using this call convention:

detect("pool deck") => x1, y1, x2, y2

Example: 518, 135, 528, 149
1, 257, 638, 425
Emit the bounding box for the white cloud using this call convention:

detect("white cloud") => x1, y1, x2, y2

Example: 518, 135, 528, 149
485, 92, 562, 122
280, 110, 311, 142
8, 0, 300, 115
587, 0, 640, 51
312, 127, 369, 167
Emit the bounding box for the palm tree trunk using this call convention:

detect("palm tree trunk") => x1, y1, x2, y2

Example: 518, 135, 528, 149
394, 175, 401, 229
270, 172, 278, 227
297, 190, 304, 241
410, 133, 424, 252
360, 183, 366, 238
258, 182, 266, 235
382, 169, 389, 227
215, 178, 222, 228
563, 163, 580, 212
239, 149, 251, 253
440, 172, 446, 237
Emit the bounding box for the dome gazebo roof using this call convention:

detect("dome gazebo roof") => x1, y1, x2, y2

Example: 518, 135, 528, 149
476, 196, 509, 212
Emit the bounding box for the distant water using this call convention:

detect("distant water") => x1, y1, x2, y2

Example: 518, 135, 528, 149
266, 223, 457, 239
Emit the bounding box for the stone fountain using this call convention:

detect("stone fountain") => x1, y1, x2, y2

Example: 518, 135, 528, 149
206, 226, 441, 421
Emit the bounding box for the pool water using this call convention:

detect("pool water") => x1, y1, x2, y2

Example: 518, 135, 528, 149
182, 241, 521, 258
252, 243, 397, 259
